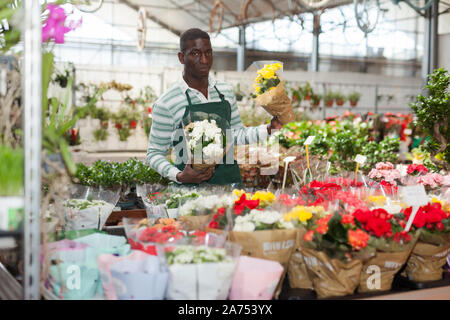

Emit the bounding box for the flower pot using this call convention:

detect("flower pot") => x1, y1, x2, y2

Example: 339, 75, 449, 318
350, 100, 358, 107
325, 100, 334, 108
304, 95, 311, 101
336, 99, 344, 106
100, 121, 109, 129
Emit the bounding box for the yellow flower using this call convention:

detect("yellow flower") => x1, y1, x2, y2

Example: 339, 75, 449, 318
435, 153, 444, 161
284, 206, 313, 223
255, 86, 261, 94
233, 189, 245, 198
252, 191, 276, 205
369, 195, 386, 206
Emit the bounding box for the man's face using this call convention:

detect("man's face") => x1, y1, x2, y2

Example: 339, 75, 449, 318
179, 38, 213, 78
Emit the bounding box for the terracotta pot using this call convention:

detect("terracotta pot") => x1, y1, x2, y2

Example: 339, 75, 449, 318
336, 99, 344, 106
350, 100, 358, 107
325, 100, 333, 107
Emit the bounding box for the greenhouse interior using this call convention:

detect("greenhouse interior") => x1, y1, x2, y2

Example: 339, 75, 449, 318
0, 0, 449, 302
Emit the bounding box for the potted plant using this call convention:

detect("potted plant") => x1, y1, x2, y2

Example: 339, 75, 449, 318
303, 82, 313, 100
348, 92, 361, 107
324, 92, 334, 108
42, 52, 103, 175
410, 68, 449, 171
334, 91, 347, 106
310, 93, 322, 108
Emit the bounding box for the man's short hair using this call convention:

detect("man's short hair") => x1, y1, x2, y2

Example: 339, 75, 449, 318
180, 28, 210, 53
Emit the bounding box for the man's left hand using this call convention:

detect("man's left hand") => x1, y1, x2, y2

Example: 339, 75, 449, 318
267, 116, 283, 135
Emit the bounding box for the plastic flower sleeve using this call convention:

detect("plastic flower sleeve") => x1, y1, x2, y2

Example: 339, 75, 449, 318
97, 250, 151, 300
246, 61, 295, 124
163, 236, 241, 300
63, 184, 120, 231
229, 256, 284, 300
109, 255, 169, 300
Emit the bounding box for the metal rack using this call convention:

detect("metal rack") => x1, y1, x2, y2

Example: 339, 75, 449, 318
0, 0, 42, 300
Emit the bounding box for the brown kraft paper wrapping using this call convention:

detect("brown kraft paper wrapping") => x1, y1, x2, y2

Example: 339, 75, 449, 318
287, 228, 313, 289
254, 81, 296, 124
404, 241, 450, 282
177, 214, 213, 231
229, 229, 298, 298
301, 247, 363, 299
358, 250, 412, 293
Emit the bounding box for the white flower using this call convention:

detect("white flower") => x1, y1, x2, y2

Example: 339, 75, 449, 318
173, 250, 195, 264
277, 218, 295, 229
233, 221, 255, 232
251, 210, 282, 225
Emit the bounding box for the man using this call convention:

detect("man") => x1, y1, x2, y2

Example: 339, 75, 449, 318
147, 28, 282, 185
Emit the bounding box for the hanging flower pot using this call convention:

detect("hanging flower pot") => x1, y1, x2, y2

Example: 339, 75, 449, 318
100, 120, 109, 129
350, 100, 359, 107
325, 99, 334, 108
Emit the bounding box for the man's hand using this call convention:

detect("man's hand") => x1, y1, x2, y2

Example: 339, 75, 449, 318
176, 164, 215, 184
267, 116, 283, 135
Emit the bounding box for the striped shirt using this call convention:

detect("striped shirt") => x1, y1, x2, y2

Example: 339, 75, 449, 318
146, 76, 269, 183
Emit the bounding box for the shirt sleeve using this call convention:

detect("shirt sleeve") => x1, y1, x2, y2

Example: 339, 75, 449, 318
146, 102, 181, 183
227, 88, 269, 145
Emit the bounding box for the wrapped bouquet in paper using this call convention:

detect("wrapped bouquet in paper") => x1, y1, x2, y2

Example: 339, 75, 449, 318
184, 119, 227, 171
400, 200, 450, 282
283, 205, 330, 289
351, 207, 419, 292
228, 256, 284, 300
178, 193, 234, 231
97, 250, 150, 300
249, 61, 295, 125
164, 241, 241, 300
62, 184, 120, 231
300, 212, 374, 298
110, 255, 169, 300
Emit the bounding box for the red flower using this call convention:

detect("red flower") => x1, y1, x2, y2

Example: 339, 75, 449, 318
341, 214, 354, 225
316, 224, 328, 234
217, 207, 225, 216
208, 221, 219, 229
147, 107, 152, 113
303, 230, 314, 242
115, 123, 123, 129
407, 164, 428, 175
234, 194, 259, 215
130, 120, 137, 129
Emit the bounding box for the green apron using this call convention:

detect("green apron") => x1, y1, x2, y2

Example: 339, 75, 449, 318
172, 86, 242, 186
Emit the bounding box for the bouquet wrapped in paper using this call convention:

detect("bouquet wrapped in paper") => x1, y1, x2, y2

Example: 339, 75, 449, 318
163, 236, 241, 300
351, 207, 419, 292
300, 212, 374, 298
400, 199, 450, 282
250, 61, 295, 124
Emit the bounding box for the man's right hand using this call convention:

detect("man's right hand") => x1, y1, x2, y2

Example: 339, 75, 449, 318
176, 164, 215, 184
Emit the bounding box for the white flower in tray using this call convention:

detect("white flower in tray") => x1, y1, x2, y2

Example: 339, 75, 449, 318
252, 209, 281, 225
179, 194, 234, 216
233, 209, 295, 231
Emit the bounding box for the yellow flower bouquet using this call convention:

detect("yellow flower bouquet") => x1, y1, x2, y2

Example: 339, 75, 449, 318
250, 61, 296, 124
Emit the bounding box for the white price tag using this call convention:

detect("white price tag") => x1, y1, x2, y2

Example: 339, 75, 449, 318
401, 185, 428, 207
354, 155, 367, 164
304, 136, 315, 146
404, 129, 412, 135
283, 156, 297, 164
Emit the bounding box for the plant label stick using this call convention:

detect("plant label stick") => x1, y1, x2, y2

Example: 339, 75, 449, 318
282, 156, 297, 190
354, 154, 367, 180
303, 136, 315, 170
401, 185, 428, 232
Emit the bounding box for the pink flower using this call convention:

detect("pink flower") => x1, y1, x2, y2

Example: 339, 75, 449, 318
42, 4, 81, 44
375, 162, 394, 170
417, 173, 444, 189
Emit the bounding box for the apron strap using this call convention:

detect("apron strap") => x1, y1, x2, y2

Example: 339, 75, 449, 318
185, 85, 225, 106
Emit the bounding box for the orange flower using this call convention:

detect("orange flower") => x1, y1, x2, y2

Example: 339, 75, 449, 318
348, 229, 369, 250
303, 230, 314, 242
316, 224, 328, 234
341, 214, 354, 225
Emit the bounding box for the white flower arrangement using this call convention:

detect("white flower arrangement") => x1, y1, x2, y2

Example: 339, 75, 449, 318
185, 119, 225, 164
165, 245, 230, 265
178, 194, 234, 216
233, 209, 295, 232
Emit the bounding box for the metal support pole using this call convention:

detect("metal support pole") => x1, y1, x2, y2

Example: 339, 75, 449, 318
23, 0, 42, 300
310, 13, 320, 72
375, 85, 379, 114
422, 0, 439, 83
237, 25, 246, 72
